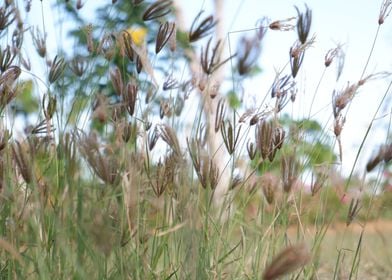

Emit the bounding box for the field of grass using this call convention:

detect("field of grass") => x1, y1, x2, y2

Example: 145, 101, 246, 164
1, 0, 392, 279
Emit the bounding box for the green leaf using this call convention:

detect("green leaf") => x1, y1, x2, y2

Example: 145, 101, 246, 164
14, 80, 39, 115
227, 90, 241, 109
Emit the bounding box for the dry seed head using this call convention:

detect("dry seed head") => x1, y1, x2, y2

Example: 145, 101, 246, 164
12, 141, 32, 184
289, 43, 305, 78
163, 74, 179, 91
247, 140, 256, 160
98, 33, 116, 60
110, 67, 124, 96
379, 0, 392, 25
121, 31, 135, 61
261, 173, 278, 204
214, 98, 226, 132
221, 120, 241, 155
295, 4, 312, 44
77, 132, 121, 186
43, 93, 57, 120
123, 81, 138, 116
324, 46, 341, 67
256, 120, 274, 161
48, 55, 66, 84
143, 0, 172, 21
281, 153, 299, 192
189, 11, 217, 43
85, 24, 95, 53
269, 17, 296, 31
159, 124, 181, 157
0, 5, 15, 31
273, 126, 285, 150
346, 198, 361, 226
159, 99, 172, 119
263, 243, 311, 280
271, 75, 296, 112
156, 21, 175, 54
256, 17, 268, 40
148, 126, 160, 151
70, 56, 87, 77
200, 38, 234, 75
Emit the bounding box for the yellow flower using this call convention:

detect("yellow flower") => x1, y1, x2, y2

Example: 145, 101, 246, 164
124, 26, 148, 46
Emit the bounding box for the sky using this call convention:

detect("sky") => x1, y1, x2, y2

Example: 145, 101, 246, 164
28, 0, 392, 176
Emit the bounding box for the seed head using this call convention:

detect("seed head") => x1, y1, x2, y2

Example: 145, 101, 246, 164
295, 4, 312, 44
156, 22, 175, 54
189, 11, 217, 43
263, 243, 311, 280
142, 0, 172, 21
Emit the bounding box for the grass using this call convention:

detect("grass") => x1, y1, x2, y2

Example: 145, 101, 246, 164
1, 0, 392, 279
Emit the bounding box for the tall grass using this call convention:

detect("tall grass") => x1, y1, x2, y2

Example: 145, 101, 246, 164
0, 0, 392, 279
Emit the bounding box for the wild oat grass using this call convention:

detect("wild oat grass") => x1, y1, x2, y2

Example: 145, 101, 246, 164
0, 0, 392, 279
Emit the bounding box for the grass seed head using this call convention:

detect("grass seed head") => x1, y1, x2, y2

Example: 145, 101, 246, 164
263, 243, 311, 280
189, 11, 217, 43
142, 0, 172, 21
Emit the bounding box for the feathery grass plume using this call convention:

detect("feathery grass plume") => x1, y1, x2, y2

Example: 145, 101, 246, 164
31, 28, 46, 58
156, 21, 175, 54
187, 138, 219, 189
70, 55, 87, 77
256, 120, 274, 161
163, 74, 179, 90
189, 11, 217, 42
12, 141, 32, 184
48, 55, 66, 84
379, 0, 392, 25
110, 66, 124, 96
261, 172, 278, 204
42, 93, 56, 120
290, 42, 305, 78
200, 37, 234, 75
77, 132, 121, 186
221, 120, 241, 155
122, 80, 138, 116
281, 153, 299, 192
269, 17, 296, 31
0, 46, 15, 72
142, 0, 172, 21
295, 4, 312, 44
346, 198, 361, 226
214, 98, 226, 132
236, 35, 262, 75
271, 74, 296, 112
26, 119, 54, 136
149, 153, 177, 197
159, 124, 181, 157
116, 121, 135, 143
148, 126, 160, 151
263, 243, 311, 280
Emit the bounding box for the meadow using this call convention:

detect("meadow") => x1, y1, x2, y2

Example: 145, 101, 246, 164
0, 0, 392, 279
